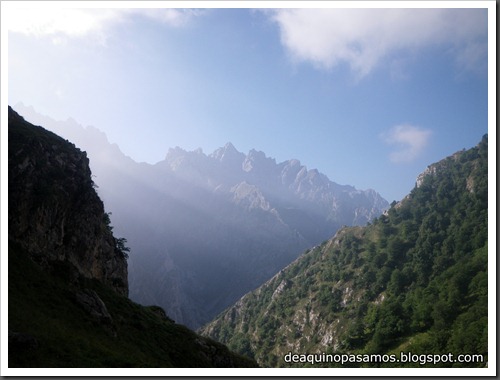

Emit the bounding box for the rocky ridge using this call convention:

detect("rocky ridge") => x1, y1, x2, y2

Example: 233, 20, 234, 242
8, 107, 128, 295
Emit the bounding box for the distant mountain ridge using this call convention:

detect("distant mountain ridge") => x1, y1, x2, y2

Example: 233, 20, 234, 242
12, 103, 389, 329
157, 141, 388, 242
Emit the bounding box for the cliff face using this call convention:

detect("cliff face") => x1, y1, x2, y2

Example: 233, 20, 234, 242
8, 107, 128, 296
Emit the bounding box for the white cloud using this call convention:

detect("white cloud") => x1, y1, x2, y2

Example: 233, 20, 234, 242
269, 8, 487, 78
7, 8, 122, 38
132, 8, 206, 28
6, 7, 202, 42
382, 124, 432, 163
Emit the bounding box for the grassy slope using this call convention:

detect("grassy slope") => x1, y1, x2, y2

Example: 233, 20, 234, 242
9, 242, 257, 368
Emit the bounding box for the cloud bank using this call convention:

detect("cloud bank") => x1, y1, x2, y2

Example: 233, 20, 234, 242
382, 124, 432, 163
7, 6, 487, 75
269, 8, 487, 78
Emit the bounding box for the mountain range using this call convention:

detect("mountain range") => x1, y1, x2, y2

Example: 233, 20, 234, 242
8, 104, 488, 369
13, 103, 388, 329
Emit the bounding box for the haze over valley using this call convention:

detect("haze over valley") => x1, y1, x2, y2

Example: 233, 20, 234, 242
13, 104, 389, 328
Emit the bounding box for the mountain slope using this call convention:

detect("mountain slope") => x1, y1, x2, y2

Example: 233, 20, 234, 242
12, 103, 388, 329
200, 136, 488, 368
8, 107, 257, 368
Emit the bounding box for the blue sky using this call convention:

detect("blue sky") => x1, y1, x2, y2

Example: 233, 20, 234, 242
4, 2, 493, 202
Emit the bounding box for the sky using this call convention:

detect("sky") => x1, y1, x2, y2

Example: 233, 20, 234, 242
3, 1, 494, 203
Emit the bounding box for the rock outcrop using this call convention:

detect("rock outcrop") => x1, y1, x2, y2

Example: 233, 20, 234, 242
8, 106, 128, 296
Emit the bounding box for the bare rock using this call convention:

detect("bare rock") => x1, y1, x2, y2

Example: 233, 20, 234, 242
75, 289, 113, 325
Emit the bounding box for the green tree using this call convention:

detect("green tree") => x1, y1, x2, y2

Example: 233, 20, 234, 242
115, 237, 130, 259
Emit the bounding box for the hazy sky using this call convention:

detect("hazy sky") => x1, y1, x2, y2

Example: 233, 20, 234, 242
5, 2, 492, 202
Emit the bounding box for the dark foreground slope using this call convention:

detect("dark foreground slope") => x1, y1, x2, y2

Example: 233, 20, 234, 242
201, 136, 488, 368
9, 243, 256, 367
8, 107, 256, 368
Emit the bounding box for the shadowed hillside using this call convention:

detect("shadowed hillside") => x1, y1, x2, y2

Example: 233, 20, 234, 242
8, 107, 257, 368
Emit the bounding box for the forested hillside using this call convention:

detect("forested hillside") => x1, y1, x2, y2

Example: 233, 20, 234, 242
201, 135, 488, 368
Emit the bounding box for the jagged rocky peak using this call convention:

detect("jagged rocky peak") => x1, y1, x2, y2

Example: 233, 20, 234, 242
230, 181, 271, 211
165, 145, 188, 161
8, 106, 128, 296
414, 139, 485, 190
415, 165, 439, 188
164, 145, 206, 172
242, 148, 277, 173
210, 142, 245, 164
277, 159, 303, 185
